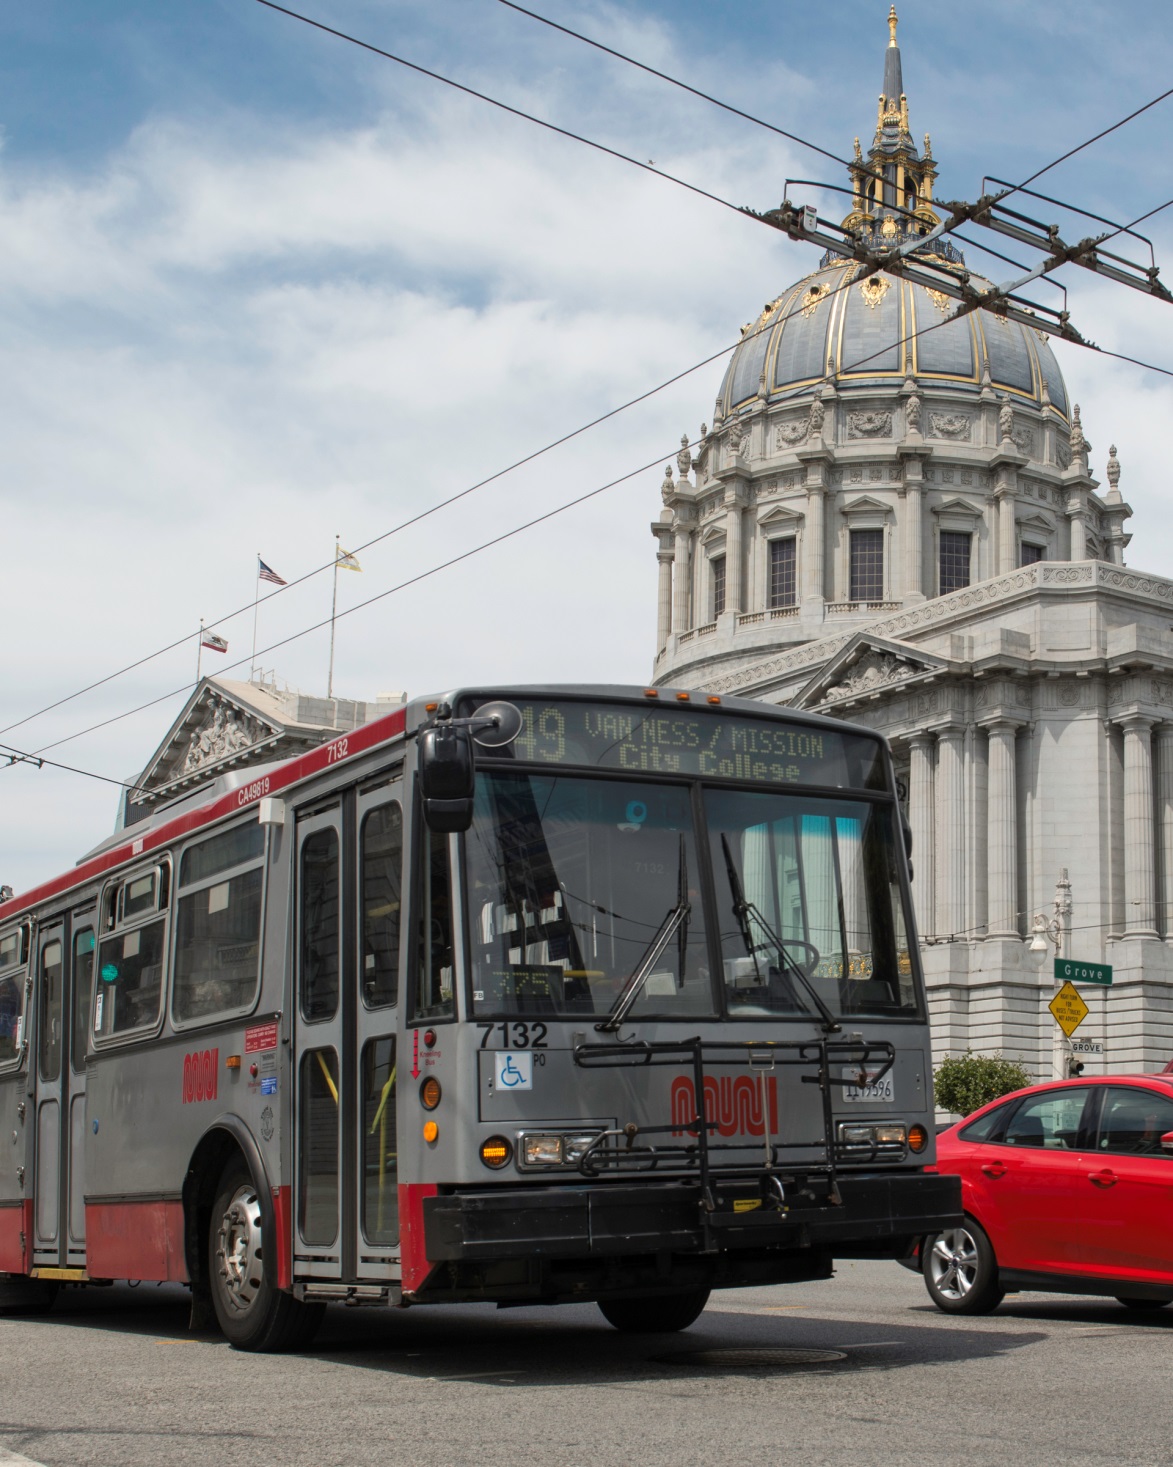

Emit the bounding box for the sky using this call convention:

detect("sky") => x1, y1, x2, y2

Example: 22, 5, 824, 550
1, 0, 1172, 892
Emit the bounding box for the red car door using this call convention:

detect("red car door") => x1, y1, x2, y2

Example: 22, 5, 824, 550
980, 1086, 1095, 1274
1077, 1084, 1173, 1287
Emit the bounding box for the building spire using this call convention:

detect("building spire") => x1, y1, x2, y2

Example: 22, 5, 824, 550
883, 7, 903, 107
835, 8, 958, 265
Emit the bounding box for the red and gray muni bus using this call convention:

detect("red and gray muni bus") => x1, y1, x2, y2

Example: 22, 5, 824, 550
0, 684, 959, 1349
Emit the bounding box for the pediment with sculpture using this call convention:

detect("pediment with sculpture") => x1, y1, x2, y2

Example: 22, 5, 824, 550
792, 633, 951, 710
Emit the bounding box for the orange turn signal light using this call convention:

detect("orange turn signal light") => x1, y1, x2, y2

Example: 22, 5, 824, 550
707, 696, 721, 705
675, 691, 690, 701
420, 1077, 442, 1110
908, 1123, 929, 1154
423, 1121, 439, 1144
225, 1054, 242, 1069
480, 1136, 512, 1169
643, 688, 659, 698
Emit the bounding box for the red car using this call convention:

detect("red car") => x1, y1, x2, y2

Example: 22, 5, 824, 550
910, 1074, 1173, 1314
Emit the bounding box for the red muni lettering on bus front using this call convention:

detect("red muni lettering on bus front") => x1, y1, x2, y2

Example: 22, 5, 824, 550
670, 1074, 778, 1137
182, 1048, 219, 1104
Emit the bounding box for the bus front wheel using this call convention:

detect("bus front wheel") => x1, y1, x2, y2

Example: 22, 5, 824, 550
208, 1161, 323, 1352
598, 1286, 710, 1333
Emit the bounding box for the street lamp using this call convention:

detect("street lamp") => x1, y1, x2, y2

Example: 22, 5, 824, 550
1029, 869, 1074, 1079
1028, 911, 1062, 954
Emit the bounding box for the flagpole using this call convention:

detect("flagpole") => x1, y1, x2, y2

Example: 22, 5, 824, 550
197, 618, 204, 684
250, 553, 261, 682
327, 534, 340, 700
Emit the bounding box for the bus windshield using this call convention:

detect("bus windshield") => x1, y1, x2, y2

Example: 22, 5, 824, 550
464, 770, 918, 1023
465, 772, 713, 1020
706, 788, 917, 1020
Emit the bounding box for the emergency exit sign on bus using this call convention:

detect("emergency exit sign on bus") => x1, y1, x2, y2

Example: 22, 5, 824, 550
1055, 958, 1113, 987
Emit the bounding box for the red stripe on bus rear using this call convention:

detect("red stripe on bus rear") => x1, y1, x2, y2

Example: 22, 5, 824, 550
399, 1182, 438, 1295
0, 1200, 30, 1274
86, 1200, 188, 1282
0, 708, 407, 924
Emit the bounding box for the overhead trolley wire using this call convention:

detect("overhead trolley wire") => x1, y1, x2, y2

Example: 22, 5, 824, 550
251, 0, 749, 220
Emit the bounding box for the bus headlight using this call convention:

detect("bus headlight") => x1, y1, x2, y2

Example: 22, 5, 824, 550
562, 1133, 600, 1165
836, 1121, 907, 1155
521, 1134, 564, 1167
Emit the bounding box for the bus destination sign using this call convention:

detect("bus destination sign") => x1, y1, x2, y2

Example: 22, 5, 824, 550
464, 697, 884, 790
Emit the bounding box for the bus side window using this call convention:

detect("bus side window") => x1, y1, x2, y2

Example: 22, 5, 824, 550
415, 827, 454, 1021
361, 803, 402, 1009
0, 926, 28, 1065
94, 863, 170, 1041
72, 928, 94, 1071
173, 821, 266, 1025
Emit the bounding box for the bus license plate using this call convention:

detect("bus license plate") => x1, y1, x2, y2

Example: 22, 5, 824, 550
841, 1069, 894, 1103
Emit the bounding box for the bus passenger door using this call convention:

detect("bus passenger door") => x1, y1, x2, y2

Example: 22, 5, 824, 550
353, 785, 402, 1279
294, 805, 346, 1279
32, 917, 93, 1270
293, 783, 403, 1284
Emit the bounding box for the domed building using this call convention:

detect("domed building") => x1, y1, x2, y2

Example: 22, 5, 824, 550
650, 11, 1173, 1081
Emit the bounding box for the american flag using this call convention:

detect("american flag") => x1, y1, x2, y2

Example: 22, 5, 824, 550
258, 557, 287, 586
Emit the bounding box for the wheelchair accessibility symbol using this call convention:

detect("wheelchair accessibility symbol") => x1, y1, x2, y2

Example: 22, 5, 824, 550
494, 1051, 534, 1091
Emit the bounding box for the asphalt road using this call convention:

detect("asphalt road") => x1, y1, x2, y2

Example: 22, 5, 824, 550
1, 1262, 1170, 1467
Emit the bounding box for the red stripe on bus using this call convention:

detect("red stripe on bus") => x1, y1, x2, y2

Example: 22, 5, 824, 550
0, 708, 407, 924
0, 1200, 30, 1274
399, 1182, 438, 1295
86, 1199, 188, 1282
272, 1185, 293, 1291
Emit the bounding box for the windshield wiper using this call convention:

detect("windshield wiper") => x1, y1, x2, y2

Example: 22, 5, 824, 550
720, 834, 841, 1034
596, 834, 690, 1034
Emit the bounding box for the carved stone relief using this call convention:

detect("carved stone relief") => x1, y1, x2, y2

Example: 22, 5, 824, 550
929, 412, 971, 440
1012, 426, 1035, 458
848, 411, 893, 438
181, 702, 262, 775
775, 418, 809, 448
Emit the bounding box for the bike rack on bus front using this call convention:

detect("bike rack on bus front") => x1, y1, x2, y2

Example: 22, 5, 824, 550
572, 1036, 896, 1237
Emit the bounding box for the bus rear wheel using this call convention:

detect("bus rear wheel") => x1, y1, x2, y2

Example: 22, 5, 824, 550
208, 1161, 323, 1352
598, 1286, 711, 1334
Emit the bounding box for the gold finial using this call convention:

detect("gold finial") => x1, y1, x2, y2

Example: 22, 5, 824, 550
888, 5, 898, 46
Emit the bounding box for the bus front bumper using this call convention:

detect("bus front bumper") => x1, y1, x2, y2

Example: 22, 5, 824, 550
422, 1171, 962, 1265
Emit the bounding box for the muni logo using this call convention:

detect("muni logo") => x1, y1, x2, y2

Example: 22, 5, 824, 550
670, 1074, 778, 1138
182, 1048, 219, 1104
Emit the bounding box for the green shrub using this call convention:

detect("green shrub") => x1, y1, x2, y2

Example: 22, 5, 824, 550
933, 1051, 1033, 1116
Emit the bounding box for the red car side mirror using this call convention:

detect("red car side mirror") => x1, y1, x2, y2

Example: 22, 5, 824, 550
1160, 1131, 1173, 1155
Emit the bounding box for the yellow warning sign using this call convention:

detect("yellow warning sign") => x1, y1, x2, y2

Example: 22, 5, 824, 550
1049, 980, 1090, 1037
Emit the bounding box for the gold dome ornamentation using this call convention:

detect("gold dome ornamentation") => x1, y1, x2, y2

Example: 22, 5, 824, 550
858, 275, 891, 310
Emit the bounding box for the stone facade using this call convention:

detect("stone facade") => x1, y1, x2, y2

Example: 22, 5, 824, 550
648, 19, 1170, 1079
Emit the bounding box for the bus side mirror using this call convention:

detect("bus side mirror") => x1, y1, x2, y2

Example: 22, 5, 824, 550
419, 724, 475, 833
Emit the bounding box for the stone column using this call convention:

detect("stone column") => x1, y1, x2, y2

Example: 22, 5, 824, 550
672, 522, 692, 634
803, 485, 825, 606
994, 485, 1015, 575
1121, 714, 1158, 938
723, 487, 744, 615
983, 719, 1020, 937
1157, 724, 1173, 940
652, 523, 674, 650
908, 733, 936, 937
1068, 494, 1087, 561
935, 726, 967, 938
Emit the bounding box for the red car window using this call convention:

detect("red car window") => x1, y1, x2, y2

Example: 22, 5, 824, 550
1002, 1089, 1091, 1150
1095, 1087, 1173, 1157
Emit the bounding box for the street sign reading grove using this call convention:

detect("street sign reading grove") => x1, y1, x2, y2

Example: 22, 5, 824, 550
1054, 958, 1112, 986
1049, 981, 1090, 1037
